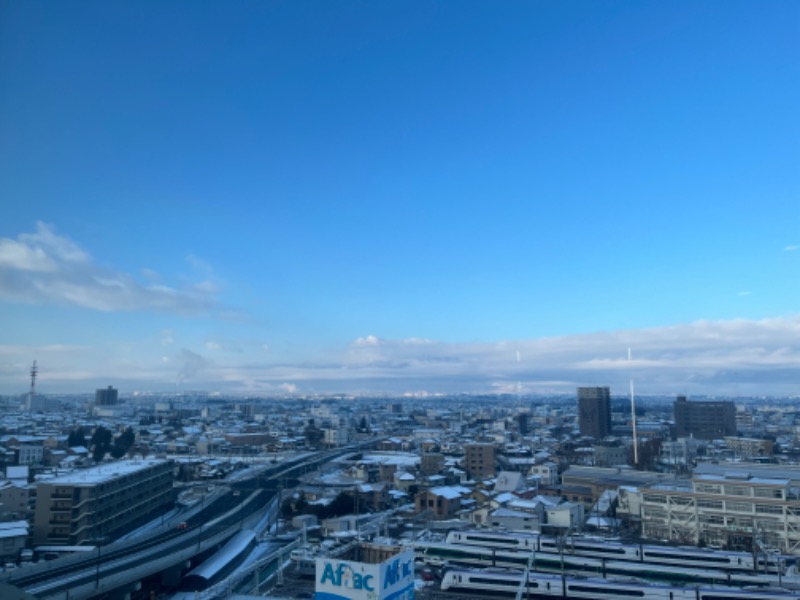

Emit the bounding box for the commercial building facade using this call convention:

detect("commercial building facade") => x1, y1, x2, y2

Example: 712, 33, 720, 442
316, 548, 414, 600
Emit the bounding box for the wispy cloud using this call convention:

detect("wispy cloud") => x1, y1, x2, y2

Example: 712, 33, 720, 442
0, 222, 221, 314
176, 348, 208, 384
784, 245, 798, 252
159, 330, 175, 346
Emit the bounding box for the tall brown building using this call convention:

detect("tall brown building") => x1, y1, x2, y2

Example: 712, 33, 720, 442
578, 386, 612, 439
421, 452, 445, 476
464, 443, 496, 479
674, 396, 736, 440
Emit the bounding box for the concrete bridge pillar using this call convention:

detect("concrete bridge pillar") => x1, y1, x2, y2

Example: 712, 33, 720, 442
107, 581, 140, 600
161, 562, 190, 587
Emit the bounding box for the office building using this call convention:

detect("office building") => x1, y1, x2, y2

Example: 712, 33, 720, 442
674, 396, 736, 440
33, 459, 173, 545
578, 386, 611, 439
95, 386, 118, 406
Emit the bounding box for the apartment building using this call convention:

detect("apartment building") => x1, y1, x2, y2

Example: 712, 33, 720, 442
463, 443, 496, 479
724, 436, 774, 458
33, 459, 173, 546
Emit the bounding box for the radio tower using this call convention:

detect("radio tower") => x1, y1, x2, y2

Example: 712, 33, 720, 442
27, 360, 38, 411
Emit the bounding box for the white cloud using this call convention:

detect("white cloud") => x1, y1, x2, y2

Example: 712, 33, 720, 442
19, 222, 89, 262
203, 338, 244, 353
0, 238, 58, 272
738, 291, 752, 297
263, 316, 800, 395
0, 222, 221, 314
784, 245, 798, 252
176, 348, 208, 384
2, 316, 799, 396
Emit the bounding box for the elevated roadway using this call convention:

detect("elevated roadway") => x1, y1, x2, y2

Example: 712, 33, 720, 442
2, 446, 370, 600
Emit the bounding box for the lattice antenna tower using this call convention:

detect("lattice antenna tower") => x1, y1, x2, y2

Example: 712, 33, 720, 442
29, 360, 38, 409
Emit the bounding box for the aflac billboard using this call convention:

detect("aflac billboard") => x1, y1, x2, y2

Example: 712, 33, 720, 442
316, 549, 414, 600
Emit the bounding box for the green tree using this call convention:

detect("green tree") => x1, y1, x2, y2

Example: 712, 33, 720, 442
280, 491, 309, 518
304, 419, 323, 448
90, 426, 113, 462
67, 428, 86, 447
358, 415, 371, 433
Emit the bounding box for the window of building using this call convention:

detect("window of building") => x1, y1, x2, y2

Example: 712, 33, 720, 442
643, 494, 666, 503
643, 508, 667, 520
754, 487, 783, 499
669, 496, 694, 506
699, 515, 724, 525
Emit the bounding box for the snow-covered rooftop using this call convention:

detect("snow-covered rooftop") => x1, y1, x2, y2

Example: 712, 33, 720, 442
39, 459, 168, 486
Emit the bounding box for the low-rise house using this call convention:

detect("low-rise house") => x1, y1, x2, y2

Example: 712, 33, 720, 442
0, 520, 28, 562
393, 471, 417, 492
415, 486, 470, 519
494, 471, 527, 493
0, 480, 30, 519
544, 502, 584, 533
355, 483, 389, 511
322, 515, 359, 537
490, 507, 541, 531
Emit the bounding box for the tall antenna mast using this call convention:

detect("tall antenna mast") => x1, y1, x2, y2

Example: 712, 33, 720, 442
628, 349, 638, 466
29, 360, 38, 411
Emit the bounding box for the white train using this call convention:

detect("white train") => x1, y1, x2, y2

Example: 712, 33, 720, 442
441, 569, 800, 600
415, 542, 785, 588
445, 530, 794, 575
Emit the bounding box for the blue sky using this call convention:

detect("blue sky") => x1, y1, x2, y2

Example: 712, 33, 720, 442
1, 1, 798, 395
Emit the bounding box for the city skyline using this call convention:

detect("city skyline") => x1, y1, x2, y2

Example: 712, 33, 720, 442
1, 2, 798, 396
